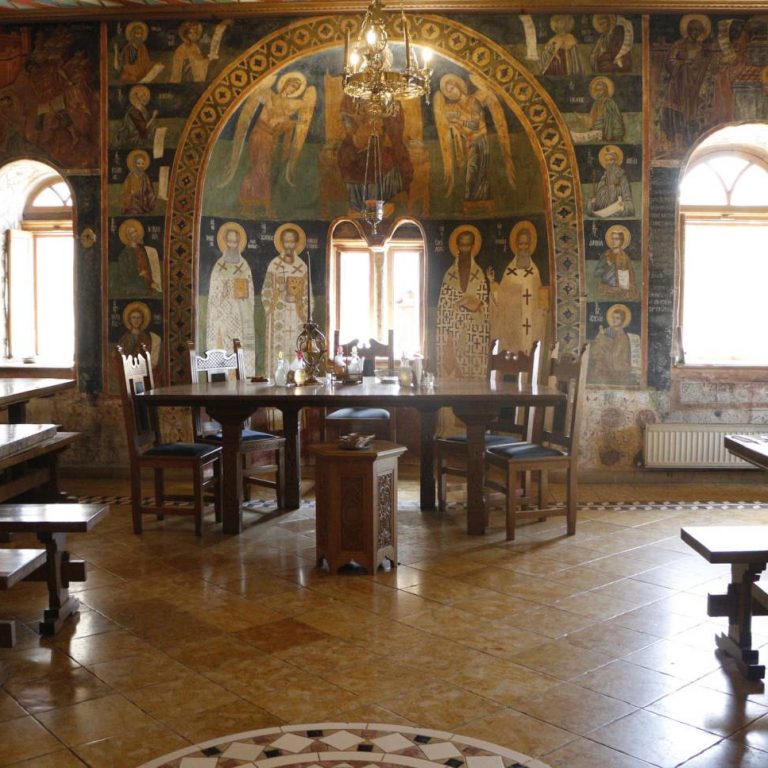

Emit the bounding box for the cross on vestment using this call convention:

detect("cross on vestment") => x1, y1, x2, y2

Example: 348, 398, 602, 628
523, 318, 531, 335
522, 288, 532, 305
523, 266, 534, 277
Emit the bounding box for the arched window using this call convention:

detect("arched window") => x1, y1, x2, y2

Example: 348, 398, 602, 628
328, 220, 425, 358
2, 165, 75, 366
678, 124, 768, 366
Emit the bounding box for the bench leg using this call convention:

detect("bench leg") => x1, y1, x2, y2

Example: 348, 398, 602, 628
0, 619, 16, 648
708, 562, 766, 680
36, 531, 80, 636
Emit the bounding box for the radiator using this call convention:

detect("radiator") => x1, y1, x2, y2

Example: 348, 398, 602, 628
644, 423, 768, 469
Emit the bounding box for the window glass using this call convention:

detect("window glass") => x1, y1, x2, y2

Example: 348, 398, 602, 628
391, 249, 421, 357
682, 221, 768, 364
5, 172, 75, 365
337, 250, 372, 343
31, 181, 72, 208
35, 234, 74, 363
731, 163, 768, 207
679, 163, 726, 206
707, 155, 749, 192
679, 127, 768, 367
331, 228, 424, 358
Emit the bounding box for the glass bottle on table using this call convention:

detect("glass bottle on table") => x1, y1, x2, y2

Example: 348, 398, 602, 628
292, 351, 306, 386
274, 349, 288, 386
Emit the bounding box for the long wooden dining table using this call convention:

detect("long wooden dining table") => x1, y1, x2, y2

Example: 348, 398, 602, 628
139, 378, 565, 536
0, 378, 75, 423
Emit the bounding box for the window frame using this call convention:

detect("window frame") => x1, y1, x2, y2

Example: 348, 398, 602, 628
2, 176, 75, 373
328, 231, 426, 356
675, 143, 768, 373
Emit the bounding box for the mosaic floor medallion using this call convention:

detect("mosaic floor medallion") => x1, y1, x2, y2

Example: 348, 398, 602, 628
136, 723, 552, 768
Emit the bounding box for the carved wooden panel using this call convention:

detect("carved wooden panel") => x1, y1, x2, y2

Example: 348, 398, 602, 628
377, 470, 394, 549
340, 475, 364, 550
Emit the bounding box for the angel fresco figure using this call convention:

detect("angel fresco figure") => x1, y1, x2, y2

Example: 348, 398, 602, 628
219, 72, 317, 218
433, 73, 516, 212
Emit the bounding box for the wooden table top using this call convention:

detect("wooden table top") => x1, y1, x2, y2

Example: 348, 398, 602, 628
141, 378, 565, 408
725, 434, 768, 471
0, 503, 108, 532
682, 525, 768, 564
309, 440, 409, 459
0, 378, 75, 407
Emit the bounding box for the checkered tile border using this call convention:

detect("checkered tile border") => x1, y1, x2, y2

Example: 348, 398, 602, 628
136, 723, 551, 768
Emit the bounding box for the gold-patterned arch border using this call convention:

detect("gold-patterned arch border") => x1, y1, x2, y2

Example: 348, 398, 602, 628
165, 14, 584, 381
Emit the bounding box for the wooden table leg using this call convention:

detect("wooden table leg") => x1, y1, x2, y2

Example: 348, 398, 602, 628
37, 531, 80, 636
708, 562, 766, 680
206, 412, 245, 535
282, 406, 301, 510
419, 407, 438, 512
7, 401, 27, 424
453, 411, 495, 535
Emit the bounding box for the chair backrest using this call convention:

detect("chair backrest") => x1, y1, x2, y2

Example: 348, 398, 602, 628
541, 343, 590, 455
333, 329, 395, 372
113, 343, 159, 459
490, 340, 540, 438
332, 329, 359, 358
187, 339, 247, 437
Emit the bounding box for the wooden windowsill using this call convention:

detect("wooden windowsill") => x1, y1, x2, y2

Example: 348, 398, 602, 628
0, 360, 75, 379
672, 364, 768, 382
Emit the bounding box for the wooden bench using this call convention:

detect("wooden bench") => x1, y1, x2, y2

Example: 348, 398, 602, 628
681, 525, 768, 680
0, 504, 107, 641
0, 547, 47, 648
0, 429, 79, 505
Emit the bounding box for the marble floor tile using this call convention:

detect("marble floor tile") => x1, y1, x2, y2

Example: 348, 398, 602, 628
5, 479, 768, 768
0, 715, 68, 765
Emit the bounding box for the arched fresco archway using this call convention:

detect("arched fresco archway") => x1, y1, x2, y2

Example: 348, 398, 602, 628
165, 14, 584, 381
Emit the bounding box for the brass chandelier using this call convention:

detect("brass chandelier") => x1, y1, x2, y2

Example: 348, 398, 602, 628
343, 0, 433, 120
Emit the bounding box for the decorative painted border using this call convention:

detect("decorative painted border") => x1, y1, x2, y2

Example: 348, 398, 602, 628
2, 2, 768, 23
136, 722, 551, 768
165, 14, 584, 381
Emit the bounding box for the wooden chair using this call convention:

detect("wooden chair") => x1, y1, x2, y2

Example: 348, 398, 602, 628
435, 340, 540, 514
188, 339, 285, 507
113, 344, 222, 536
324, 329, 396, 441
484, 344, 589, 541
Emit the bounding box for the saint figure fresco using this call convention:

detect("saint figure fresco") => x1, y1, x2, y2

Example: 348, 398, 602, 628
114, 21, 153, 83
116, 85, 157, 147
540, 15, 584, 76
117, 300, 162, 367
489, 221, 548, 355
587, 145, 635, 218
593, 225, 638, 301
121, 149, 156, 214
590, 14, 633, 73
206, 222, 256, 376
261, 223, 309, 379
111, 218, 162, 296
589, 303, 637, 384
436, 225, 490, 380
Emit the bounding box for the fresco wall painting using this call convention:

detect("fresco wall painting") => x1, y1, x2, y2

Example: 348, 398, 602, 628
0, 9, 765, 471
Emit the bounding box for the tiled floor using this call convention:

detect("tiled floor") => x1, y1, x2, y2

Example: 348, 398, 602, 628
2, 472, 768, 767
